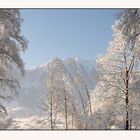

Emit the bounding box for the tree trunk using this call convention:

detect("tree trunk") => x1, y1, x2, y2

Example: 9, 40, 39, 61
130, 119, 132, 130
78, 88, 87, 117
50, 93, 53, 130
85, 85, 92, 116
72, 113, 74, 129
125, 70, 129, 130
64, 87, 68, 130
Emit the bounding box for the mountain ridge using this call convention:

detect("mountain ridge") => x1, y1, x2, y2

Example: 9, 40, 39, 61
8, 57, 97, 126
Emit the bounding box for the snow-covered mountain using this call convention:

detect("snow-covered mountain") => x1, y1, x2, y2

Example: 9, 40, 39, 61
8, 58, 97, 126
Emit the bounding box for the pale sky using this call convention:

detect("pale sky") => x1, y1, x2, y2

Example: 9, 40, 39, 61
20, 9, 119, 69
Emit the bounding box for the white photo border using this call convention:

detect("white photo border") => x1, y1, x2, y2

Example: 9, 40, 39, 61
0, 0, 139, 8
0, 0, 140, 140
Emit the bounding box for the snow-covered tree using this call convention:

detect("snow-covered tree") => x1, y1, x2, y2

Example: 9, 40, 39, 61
72, 72, 93, 129
117, 9, 140, 59
92, 20, 140, 130
41, 58, 76, 129
41, 65, 60, 130
0, 9, 27, 127
41, 58, 95, 129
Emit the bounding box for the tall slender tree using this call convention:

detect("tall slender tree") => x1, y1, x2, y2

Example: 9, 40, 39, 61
93, 21, 140, 129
